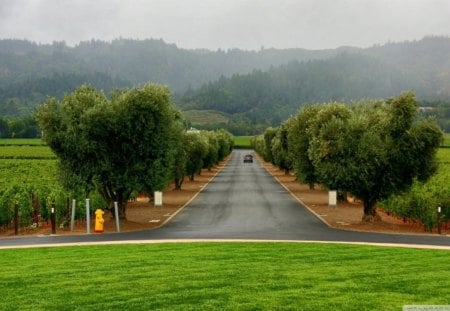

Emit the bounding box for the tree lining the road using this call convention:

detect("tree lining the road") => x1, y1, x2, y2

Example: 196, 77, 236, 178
36, 83, 233, 219
254, 92, 443, 223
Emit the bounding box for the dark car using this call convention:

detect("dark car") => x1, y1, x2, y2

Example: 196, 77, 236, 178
243, 154, 253, 163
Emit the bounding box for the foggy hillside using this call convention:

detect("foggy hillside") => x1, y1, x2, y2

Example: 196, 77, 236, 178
0, 36, 449, 119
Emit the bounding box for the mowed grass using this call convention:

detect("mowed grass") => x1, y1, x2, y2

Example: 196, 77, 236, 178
1, 243, 449, 310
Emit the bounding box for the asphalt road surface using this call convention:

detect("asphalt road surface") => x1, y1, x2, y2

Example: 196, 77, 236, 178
0, 149, 449, 248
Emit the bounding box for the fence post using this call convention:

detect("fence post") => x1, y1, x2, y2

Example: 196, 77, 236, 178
114, 201, 120, 233
437, 206, 442, 235
70, 199, 76, 232
51, 204, 56, 234
86, 198, 91, 234
14, 203, 19, 235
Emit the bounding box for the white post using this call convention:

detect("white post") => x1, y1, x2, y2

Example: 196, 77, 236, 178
86, 198, 91, 234
328, 190, 337, 208
114, 201, 120, 232
70, 199, 76, 232
154, 191, 163, 207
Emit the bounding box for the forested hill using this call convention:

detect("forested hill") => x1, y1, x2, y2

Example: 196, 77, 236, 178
177, 53, 409, 133
1, 36, 450, 122
0, 38, 343, 117
178, 37, 450, 133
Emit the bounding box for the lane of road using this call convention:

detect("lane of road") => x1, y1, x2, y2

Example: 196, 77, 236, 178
0, 149, 448, 248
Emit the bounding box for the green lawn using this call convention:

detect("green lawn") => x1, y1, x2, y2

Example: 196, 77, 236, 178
1, 242, 449, 310
234, 136, 253, 149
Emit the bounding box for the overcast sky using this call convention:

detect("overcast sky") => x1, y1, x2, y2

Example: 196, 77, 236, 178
0, 0, 449, 50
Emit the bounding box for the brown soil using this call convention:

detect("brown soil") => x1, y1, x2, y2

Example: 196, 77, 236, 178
3, 155, 447, 237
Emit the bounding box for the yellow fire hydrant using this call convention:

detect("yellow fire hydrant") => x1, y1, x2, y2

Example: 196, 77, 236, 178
94, 209, 105, 233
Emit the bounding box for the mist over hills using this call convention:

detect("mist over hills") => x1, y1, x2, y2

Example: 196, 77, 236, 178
0, 36, 449, 133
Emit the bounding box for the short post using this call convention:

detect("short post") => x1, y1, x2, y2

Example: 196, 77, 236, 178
437, 206, 442, 235
86, 198, 91, 234
14, 203, 19, 235
328, 190, 337, 208
70, 199, 76, 232
154, 191, 163, 207
114, 201, 120, 233
51, 205, 56, 234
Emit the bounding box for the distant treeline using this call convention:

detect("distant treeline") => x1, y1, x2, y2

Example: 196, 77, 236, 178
1, 36, 450, 134
0, 116, 40, 138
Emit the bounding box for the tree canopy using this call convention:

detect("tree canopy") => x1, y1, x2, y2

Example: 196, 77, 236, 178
259, 92, 443, 221
36, 83, 182, 218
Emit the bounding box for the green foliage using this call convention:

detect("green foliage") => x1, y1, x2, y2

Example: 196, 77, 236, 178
215, 129, 234, 160
0, 116, 41, 138
4, 37, 450, 135
0, 158, 83, 228
36, 83, 182, 218
309, 93, 442, 218
262, 127, 277, 163
1, 243, 450, 310
381, 148, 450, 230
259, 92, 443, 221
184, 132, 209, 181
178, 53, 420, 134
270, 122, 292, 173
202, 131, 220, 170
251, 135, 265, 155
173, 129, 233, 187
287, 105, 321, 188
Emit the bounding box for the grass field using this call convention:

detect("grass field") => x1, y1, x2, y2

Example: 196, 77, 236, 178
233, 136, 253, 149
0, 138, 45, 146
0, 145, 55, 159
443, 133, 450, 147
0, 242, 449, 310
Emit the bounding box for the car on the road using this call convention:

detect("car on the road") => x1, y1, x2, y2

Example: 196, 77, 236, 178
243, 154, 253, 163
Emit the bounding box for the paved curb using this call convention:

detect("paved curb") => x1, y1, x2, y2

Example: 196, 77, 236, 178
1, 239, 449, 250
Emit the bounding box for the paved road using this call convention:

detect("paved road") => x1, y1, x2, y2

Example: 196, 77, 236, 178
0, 149, 449, 248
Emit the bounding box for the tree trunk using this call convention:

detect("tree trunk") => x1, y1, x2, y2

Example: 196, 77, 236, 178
116, 189, 131, 219
99, 186, 130, 220
362, 199, 381, 222
308, 183, 315, 190
174, 176, 184, 190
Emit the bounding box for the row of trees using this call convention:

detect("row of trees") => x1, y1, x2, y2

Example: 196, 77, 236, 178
0, 116, 41, 138
36, 84, 233, 219
254, 92, 443, 221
